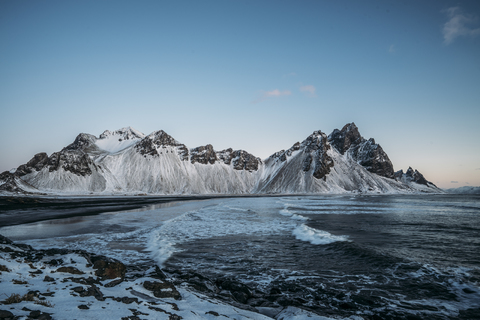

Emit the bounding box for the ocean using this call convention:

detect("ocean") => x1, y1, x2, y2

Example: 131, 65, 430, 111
1, 194, 479, 319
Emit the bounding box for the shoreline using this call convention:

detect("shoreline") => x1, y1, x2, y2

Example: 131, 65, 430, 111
0, 234, 328, 320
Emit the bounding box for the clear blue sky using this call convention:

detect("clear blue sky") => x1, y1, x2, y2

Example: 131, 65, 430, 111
1, 0, 479, 188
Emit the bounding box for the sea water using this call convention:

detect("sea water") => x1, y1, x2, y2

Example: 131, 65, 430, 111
1, 194, 479, 319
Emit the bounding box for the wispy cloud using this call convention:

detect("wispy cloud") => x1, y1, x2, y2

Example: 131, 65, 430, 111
388, 44, 395, 53
443, 7, 480, 45
299, 85, 316, 97
451, 181, 459, 183
252, 89, 291, 103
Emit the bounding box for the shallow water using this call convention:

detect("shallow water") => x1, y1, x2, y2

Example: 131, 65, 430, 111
1, 194, 479, 319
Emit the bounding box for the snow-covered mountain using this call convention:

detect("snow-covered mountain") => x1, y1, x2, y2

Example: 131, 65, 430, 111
445, 186, 480, 194
0, 123, 441, 195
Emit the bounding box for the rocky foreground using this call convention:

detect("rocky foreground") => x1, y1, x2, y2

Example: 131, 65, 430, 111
0, 235, 329, 320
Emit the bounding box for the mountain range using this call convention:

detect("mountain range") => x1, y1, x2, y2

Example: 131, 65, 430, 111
0, 123, 440, 195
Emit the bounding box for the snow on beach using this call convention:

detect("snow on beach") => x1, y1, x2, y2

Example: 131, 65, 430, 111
0, 235, 336, 320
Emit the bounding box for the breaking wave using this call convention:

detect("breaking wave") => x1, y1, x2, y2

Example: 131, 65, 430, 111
292, 224, 348, 245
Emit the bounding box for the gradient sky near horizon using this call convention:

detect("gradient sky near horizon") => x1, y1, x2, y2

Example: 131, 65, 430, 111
1, 0, 479, 189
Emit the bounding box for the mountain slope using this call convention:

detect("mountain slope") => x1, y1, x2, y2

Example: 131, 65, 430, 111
1, 123, 441, 195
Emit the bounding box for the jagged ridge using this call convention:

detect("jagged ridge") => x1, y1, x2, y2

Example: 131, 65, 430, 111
1, 123, 440, 195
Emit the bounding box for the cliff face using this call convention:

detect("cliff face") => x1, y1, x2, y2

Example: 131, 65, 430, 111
328, 123, 395, 179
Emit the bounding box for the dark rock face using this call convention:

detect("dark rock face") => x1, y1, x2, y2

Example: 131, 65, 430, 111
406, 167, 430, 186
15, 153, 49, 176
90, 256, 126, 280
302, 131, 334, 180
353, 139, 394, 179
14, 134, 98, 178
395, 167, 436, 187
190, 145, 217, 165
56, 266, 85, 275
0, 172, 21, 193
0, 171, 37, 193
47, 150, 94, 176
232, 150, 261, 171
269, 131, 334, 180
64, 133, 98, 152
328, 123, 394, 179
217, 149, 261, 171
328, 123, 363, 155
143, 281, 181, 300
135, 130, 189, 160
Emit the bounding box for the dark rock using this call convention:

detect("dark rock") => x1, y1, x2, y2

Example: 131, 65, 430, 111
353, 138, 394, 179
15, 153, 49, 176
47, 150, 95, 176
29, 269, 43, 275
150, 266, 167, 280
111, 296, 139, 304
276, 296, 300, 307
396, 167, 437, 187
0, 235, 14, 245
217, 149, 261, 171
64, 133, 98, 152
232, 291, 249, 304
46, 258, 63, 266
93, 260, 126, 279
78, 304, 89, 310
40, 292, 54, 297
71, 285, 105, 301
105, 278, 123, 287
217, 148, 234, 165
187, 278, 215, 293
135, 130, 189, 160
190, 144, 218, 165
406, 167, 429, 186
394, 169, 404, 180
28, 310, 52, 320
206, 311, 219, 316
0, 171, 36, 193
217, 279, 253, 302
56, 266, 84, 275
266, 130, 333, 180
328, 123, 394, 179
29, 310, 42, 318
143, 281, 181, 300
67, 276, 100, 285
0, 310, 14, 319
0, 265, 11, 272
72, 286, 85, 293
328, 123, 363, 155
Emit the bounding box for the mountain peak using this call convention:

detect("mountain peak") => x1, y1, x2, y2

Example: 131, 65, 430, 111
328, 122, 363, 155
135, 130, 189, 160
99, 127, 145, 140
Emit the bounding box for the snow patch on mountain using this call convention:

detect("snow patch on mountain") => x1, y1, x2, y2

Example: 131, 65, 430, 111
96, 127, 145, 153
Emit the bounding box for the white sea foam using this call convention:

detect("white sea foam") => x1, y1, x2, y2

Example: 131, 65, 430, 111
292, 224, 348, 245
148, 198, 295, 266
279, 208, 309, 220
